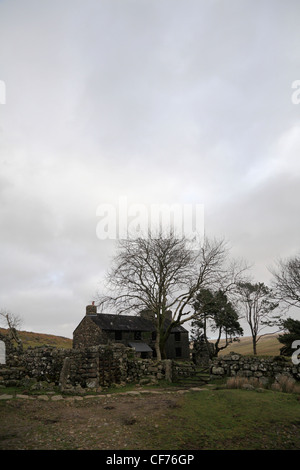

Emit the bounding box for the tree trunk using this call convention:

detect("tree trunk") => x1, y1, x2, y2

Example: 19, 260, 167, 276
155, 330, 162, 361
155, 329, 168, 361
252, 336, 257, 355
160, 339, 167, 360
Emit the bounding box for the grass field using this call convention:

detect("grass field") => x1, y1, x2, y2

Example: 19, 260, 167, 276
215, 333, 282, 356
152, 388, 300, 450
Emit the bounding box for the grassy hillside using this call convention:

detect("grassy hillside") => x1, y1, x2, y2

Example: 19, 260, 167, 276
0, 328, 72, 349
216, 333, 282, 356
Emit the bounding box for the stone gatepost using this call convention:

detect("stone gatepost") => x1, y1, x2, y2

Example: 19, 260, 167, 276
0, 340, 5, 365
164, 360, 172, 382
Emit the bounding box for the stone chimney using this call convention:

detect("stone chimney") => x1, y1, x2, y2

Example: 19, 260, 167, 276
140, 309, 172, 322
86, 301, 97, 315
140, 309, 154, 320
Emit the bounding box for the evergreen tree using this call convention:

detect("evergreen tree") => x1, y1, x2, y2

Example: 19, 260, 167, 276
192, 288, 243, 358
278, 318, 300, 356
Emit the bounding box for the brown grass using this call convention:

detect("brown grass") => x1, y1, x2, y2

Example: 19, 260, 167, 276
226, 374, 300, 394
271, 375, 300, 394
226, 376, 261, 389
216, 333, 281, 356
0, 328, 72, 349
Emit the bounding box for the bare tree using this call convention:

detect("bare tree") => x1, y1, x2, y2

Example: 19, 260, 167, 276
0, 309, 23, 352
96, 230, 248, 360
236, 282, 279, 355
269, 254, 300, 310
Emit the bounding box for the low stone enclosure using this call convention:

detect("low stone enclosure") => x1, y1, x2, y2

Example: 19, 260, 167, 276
0, 343, 196, 392
1, 341, 300, 392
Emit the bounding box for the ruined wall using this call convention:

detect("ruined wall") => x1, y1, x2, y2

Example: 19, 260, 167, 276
60, 344, 130, 391
0, 344, 192, 390
0, 344, 131, 389
0, 346, 70, 387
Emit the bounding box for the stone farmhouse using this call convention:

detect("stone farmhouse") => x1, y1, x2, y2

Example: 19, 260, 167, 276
73, 303, 190, 360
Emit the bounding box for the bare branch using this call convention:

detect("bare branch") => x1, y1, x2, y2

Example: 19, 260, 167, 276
269, 254, 300, 309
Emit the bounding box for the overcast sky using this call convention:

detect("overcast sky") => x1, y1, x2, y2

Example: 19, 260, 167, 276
0, 0, 299, 339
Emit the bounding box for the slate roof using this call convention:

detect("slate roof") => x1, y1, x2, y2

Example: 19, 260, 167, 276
128, 342, 153, 352
89, 313, 187, 333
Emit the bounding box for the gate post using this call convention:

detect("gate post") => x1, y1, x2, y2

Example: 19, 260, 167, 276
164, 359, 173, 382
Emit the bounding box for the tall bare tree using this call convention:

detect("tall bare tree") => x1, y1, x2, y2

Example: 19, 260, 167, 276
270, 254, 300, 310
236, 282, 279, 355
96, 230, 248, 360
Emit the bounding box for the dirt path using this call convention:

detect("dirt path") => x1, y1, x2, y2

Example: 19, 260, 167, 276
0, 389, 193, 450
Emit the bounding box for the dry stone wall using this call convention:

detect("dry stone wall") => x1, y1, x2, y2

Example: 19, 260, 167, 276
3, 344, 300, 391
0, 343, 192, 391
211, 352, 300, 385
60, 344, 129, 391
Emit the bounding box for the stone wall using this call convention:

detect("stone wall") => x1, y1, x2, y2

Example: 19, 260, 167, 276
0, 344, 193, 391
126, 358, 173, 385
4, 345, 300, 391
0, 346, 69, 387
60, 344, 130, 391
211, 352, 300, 385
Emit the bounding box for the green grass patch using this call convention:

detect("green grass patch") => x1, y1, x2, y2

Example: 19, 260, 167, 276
136, 389, 300, 450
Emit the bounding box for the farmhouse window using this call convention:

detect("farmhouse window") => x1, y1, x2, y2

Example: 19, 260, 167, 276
134, 331, 142, 340
115, 330, 122, 340
175, 332, 181, 342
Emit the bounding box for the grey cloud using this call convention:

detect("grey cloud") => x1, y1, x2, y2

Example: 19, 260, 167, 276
0, 0, 300, 337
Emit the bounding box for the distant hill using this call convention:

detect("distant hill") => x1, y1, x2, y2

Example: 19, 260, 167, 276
215, 333, 282, 356
0, 328, 72, 349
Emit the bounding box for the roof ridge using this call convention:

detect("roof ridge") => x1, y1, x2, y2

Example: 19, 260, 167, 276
89, 312, 187, 332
